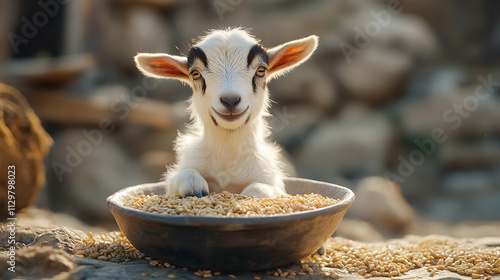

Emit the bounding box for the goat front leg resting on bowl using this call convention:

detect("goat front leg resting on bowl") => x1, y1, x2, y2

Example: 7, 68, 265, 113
241, 182, 286, 199
167, 169, 209, 198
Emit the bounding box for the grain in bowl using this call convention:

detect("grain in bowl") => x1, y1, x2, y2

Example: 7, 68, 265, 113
123, 191, 340, 217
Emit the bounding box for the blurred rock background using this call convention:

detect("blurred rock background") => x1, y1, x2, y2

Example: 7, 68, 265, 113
0, 0, 499, 238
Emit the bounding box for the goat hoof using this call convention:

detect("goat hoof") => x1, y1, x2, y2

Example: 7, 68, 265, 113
185, 190, 209, 198
186, 191, 203, 198
168, 169, 209, 198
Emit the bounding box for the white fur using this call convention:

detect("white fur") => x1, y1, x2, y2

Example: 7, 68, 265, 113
135, 28, 318, 198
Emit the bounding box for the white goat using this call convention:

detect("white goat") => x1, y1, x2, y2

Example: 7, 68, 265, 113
135, 28, 318, 198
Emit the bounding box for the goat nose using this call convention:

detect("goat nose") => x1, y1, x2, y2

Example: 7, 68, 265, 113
220, 95, 241, 110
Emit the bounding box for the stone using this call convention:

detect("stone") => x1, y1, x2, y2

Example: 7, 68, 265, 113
440, 140, 500, 170
170, 2, 215, 45
0, 246, 76, 280
0, 53, 96, 85
443, 170, 494, 196
374, 14, 438, 59
400, 85, 500, 139
413, 219, 500, 238
414, 68, 467, 99
0, 222, 87, 253
14, 207, 108, 233
269, 64, 338, 112
337, 47, 412, 106
0, 1, 18, 62
104, 4, 172, 72
334, 219, 384, 242
120, 127, 179, 157
249, 1, 374, 50
45, 130, 151, 224
387, 157, 441, 207
32, 227, 88, 253
62, 1, 94, 55
270, 105, 326, 150
295, 107, 394, 182
110, 0, 181, 8
0, 83, 53, 220
139, 150, 176, 180
465, 190, 500, 220
332, 8, 438, 107
426, 197, 465, 222
404, 1, 491, 62
350, 176, 415, 235
1, 223, 54, 247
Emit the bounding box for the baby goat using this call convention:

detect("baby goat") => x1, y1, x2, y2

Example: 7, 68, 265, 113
135, 28, 318, 198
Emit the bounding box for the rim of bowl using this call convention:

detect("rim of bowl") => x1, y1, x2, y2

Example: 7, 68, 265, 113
107, 177, 355, 227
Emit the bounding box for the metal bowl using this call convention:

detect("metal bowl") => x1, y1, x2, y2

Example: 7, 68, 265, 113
106, 177, 355, 271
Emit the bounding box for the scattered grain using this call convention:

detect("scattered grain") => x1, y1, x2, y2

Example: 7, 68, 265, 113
306, 237, 500, 279
71, 216, 498, 280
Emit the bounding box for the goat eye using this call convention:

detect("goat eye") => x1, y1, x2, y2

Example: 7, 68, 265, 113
191, 70, 202, 80
255, 66, 266, 77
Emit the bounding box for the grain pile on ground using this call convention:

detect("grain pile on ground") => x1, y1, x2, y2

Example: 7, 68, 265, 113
306, 237, 500, 279
72, 231, 144, 262
124, 191, 339, 217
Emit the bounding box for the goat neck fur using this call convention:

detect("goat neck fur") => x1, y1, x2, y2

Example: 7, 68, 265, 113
135, 27, 319, 198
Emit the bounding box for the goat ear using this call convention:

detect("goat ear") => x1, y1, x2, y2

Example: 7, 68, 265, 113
134, 53, 189, 81
267, 35, 319, 79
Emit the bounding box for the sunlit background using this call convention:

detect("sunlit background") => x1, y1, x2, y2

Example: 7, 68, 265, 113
1, 0, 499, 240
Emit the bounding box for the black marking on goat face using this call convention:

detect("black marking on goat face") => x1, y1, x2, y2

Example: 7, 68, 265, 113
188, 47, 208, 95
201, 78, 206, 94
251, 74, 267, 94
247, 44, 268, 67
191, 75, 206, 95
188, 47, 208, 68
248, 44, 269, 93
210, 113, 218, 126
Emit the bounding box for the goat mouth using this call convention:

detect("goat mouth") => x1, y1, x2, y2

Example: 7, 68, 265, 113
212, 106, 249, 122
